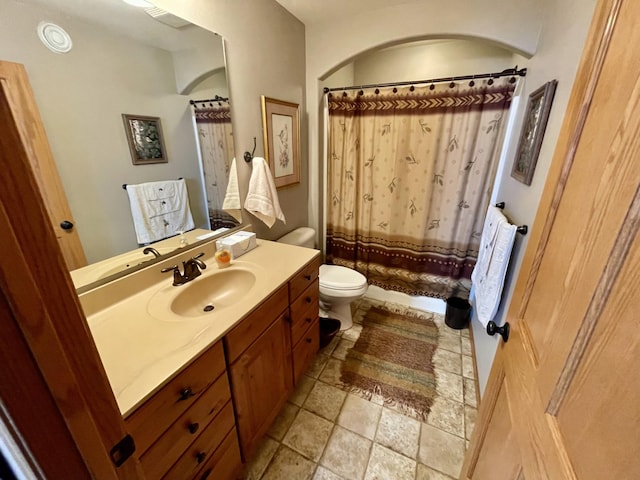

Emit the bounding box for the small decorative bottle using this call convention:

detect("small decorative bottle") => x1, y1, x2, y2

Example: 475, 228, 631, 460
214, 240, 232, 269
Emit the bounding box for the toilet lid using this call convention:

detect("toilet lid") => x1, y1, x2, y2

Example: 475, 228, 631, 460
320, 264, 367, 290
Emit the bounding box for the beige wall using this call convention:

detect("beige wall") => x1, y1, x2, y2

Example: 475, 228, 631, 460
154, 0, 307, 242
0, 0, 219, 263
352, 40, 515, 85
471, 0, 597, 395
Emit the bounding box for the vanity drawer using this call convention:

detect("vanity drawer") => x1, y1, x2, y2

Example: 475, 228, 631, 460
225, 283, 288, 363
196, 428, 242, 480
162, 402, 236, 480
140, 373, 232, 479
292, 318, 320, 384
126, 341, 226, 456
289, 256, 321, 302
290, 279, 319, 346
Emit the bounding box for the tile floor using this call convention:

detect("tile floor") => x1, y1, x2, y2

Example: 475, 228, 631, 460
241, 295, 477, 480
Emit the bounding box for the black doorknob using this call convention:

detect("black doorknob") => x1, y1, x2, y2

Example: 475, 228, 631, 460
486, 321, 510, 342
60, 220, 74, 230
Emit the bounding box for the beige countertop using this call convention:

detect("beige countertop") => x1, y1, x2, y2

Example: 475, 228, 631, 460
80, 239, 320, 417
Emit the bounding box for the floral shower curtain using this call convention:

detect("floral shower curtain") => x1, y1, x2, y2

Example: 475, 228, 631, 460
193, 100, 237, 229
326, 79, 515, 299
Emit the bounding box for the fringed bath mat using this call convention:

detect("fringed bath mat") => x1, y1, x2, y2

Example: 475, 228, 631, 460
340, 302, 439, 420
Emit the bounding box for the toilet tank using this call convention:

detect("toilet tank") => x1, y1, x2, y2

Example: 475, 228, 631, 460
277, 227, 316, 248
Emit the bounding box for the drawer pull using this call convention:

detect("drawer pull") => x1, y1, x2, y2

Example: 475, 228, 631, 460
306, 317, 312, 323
196, 452, 207, 464
304, 274, 311, 280
179, 387, 194, 401
188, 422, 200, 434
306, 338, 312, 344
201, 469, 212, 480
305, 297, 312, 304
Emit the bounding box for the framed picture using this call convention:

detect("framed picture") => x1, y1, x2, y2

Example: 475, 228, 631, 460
261, 96, 300, 188
122, 114, 168, 165
511, 80, 558, 185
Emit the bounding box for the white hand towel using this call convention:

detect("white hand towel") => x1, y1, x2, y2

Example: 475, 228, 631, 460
222, 158, 242, 222
243, 157, 286, 228
126, 179, 195, 244
471, 206, 517, 327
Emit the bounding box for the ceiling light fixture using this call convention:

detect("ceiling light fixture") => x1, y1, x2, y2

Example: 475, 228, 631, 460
122, 0, 154, 8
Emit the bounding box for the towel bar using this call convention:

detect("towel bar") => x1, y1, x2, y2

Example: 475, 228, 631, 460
495, 202, 528, 235
122, 177, 183, 190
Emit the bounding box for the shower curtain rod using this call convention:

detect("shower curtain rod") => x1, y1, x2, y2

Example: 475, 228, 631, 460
322, 66, 527, 93
189, 95, 229, 104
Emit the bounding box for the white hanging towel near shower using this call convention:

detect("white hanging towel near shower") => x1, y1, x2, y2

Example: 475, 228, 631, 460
471, 205, 517, 327
222, 158, 242, 222
126, 178, 195, 244
244, 157, 286, 228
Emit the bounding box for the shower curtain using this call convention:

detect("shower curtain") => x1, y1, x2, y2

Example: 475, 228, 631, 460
326, 79, 515, 299
192, 100, 237, 229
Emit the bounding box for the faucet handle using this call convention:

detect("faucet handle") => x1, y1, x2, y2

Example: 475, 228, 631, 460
161, 265, 186, 286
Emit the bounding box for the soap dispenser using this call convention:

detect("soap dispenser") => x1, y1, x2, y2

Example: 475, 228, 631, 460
214, 240, 231, 269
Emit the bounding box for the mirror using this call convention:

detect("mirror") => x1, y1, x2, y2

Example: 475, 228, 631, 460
0, 0, 241, 288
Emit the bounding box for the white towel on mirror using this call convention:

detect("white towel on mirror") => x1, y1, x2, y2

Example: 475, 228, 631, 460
126, 179, 195, 244
243, 157, 286, 228
471, 206, 517, 327
222, 158, 242, 222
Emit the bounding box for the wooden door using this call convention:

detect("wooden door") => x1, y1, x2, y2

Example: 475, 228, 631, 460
0, 60, 86, 270
229, 312, 293, 460
461, 0, 640, 478
0, 64, 142, 477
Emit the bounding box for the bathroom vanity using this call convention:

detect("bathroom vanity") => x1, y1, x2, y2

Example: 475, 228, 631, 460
79, 239, 321, 479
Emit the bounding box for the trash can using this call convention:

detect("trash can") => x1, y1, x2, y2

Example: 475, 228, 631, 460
319, 317, 341, 348
445, 297, 471, 330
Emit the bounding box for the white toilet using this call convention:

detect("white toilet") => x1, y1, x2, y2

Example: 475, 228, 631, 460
277, 227, 368, 330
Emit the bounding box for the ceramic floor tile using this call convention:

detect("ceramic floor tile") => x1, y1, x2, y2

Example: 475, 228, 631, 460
426, 396, 464, 438
320, 426, 372, 480
435, 369, 464, 403
320, 335, 340, 356
318, 358, 345, 387
341, 324, 363, 343
415, 463, 455, 480
242, 437, 279, 480
290, 375, 316, 406
462, 355, 474, 379
460, 326, 470, 338
331, 338, 354, 361
418, 424, 465, 478
304, 381, 347, 422
313, 466, 345, 480
374, 407, 420, 459
464, 405, 477, 441
437, 331, 461, 353
336, 393, 382, 440
307, 354, 331, 379
463, 378, 478, 408
261, 445, 316, 480
283, 409, 334, 462
364, 443, 416, 480
433, 348, 462, 375
267, 402, 299, 441
461, 336, 472, 356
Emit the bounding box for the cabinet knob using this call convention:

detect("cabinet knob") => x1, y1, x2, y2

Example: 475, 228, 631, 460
306, 317, 312, 323
196, 451, 206, 464
60, 220, 74, 230
178, 387, 194, 401
188, 422, 199, 434
306, 338, 312, 344
305, 297, 312, 304
304, 274, 311, 280
200, 469, 212, 480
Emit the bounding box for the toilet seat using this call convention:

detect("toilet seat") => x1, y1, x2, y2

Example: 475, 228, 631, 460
319, 264, 367, 291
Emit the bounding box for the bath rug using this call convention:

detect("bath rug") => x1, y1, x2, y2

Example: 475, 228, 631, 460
340, 302, 439, 420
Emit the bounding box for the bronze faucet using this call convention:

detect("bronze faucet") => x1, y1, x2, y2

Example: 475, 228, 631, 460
143, 247, 162, 258
161, 252, 207, 286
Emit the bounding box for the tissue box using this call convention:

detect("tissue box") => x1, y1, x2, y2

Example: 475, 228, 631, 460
221, 231, 257, 258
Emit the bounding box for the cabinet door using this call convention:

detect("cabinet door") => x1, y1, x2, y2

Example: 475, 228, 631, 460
229, 312, 293, 459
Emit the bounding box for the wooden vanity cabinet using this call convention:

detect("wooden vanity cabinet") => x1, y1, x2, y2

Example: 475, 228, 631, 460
226, 284, 293, 460
289, 258, 321, 384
